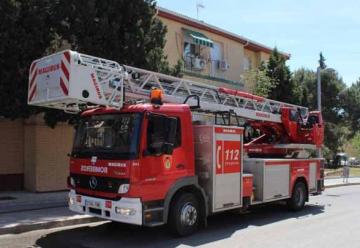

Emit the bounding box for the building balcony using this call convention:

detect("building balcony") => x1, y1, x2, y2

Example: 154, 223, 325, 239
182, 55, 244, 89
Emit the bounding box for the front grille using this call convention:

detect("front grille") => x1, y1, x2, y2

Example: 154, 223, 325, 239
89, 207, 102, 215
71, 173, 129, 193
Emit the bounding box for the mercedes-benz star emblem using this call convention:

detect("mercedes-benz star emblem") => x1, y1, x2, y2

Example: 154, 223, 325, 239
89, 176, 97, 189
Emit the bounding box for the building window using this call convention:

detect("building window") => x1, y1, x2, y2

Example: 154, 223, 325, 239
183, 42, 207, 71
210, 42, 223, 74
243, 56, 252, 71
183, 42, 201, 59
183, 29, 213, 71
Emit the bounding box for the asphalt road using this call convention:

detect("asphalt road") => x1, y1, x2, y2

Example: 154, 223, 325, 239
1, 185, 360, 248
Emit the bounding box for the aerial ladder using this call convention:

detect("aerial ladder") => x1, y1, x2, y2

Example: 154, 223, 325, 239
28, 50, 324, 158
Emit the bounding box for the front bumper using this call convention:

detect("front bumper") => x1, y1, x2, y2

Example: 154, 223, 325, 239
68, 190, 142, 225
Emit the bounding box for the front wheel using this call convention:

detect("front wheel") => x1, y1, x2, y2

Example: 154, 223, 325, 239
169, 193, 199, 236
287, 181, 307, 211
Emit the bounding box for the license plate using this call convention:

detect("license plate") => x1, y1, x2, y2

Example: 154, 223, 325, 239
85, 199, 101, 208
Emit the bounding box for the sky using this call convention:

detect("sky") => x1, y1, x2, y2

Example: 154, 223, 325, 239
156, 0, 360, 86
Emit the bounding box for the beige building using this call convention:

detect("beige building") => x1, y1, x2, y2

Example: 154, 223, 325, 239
157, 7, 289, 91
0, 116, 73, 192
0, 7, 289, 192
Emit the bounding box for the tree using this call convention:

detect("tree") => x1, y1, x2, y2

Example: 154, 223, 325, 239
0, 0, 174, 127
349, 132, 360, 156
266, 48, 302, 104
319, 52, 326, 69
292, 68, 317, 108
292, 65, 347, 157
243, 62, 278, 97
320, 68, 346, 123
340, 79, 360, 136
45, 0, 173, 126
51, 0, 169, 72
0, 0, 55, 119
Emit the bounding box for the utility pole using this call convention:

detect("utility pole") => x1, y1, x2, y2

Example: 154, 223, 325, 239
317, 66, 321, 112
317, 66, 322, 157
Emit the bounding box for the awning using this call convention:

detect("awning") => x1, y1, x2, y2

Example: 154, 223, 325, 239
184, 29, 213, 48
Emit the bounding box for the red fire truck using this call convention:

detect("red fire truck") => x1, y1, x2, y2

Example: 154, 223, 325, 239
28, 50, 324, 236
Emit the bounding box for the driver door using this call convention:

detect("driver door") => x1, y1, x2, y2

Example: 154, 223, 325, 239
140, 113, 177, 180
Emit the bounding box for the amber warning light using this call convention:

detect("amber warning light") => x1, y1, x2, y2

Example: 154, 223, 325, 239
150, 87, 163, 105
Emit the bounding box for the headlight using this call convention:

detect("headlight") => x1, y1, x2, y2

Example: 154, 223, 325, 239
115, 207, 136, 216
118, 184, 130, 194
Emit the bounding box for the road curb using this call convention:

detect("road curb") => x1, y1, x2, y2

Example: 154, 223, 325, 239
0, 204, 67, 215
0, 216, 103, 235
325, 182, 360, 189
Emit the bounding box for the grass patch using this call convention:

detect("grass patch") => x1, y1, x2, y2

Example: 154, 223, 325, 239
325, 167, 360, 177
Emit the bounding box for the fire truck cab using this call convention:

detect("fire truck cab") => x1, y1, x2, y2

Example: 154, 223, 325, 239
68, 104, 202, 231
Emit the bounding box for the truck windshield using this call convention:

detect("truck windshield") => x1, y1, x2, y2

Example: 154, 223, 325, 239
72, 113, 142, 159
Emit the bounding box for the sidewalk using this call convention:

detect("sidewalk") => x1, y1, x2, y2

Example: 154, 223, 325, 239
0, 191, 67, 214
0, 191, 102, 235
324, 176, 360, 188
1, 178, 360, 236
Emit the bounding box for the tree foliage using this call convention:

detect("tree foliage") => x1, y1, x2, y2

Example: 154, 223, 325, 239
340, 79, 360, 136
243, 62, 278, 97
0, 0, 55, 119
349, 132, 360, 156
319, 52, 326, 69
292, 54, 347, 157
266, 48, 302, 104
51, 0, 169, 72
0, 0, 173, 127
250, 50, 350, 157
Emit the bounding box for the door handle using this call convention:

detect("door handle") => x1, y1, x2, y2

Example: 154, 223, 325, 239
176, 164, 185, 169
216, 145, 222, 169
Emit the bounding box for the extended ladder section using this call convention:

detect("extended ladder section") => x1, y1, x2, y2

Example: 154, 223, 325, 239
28, 50, 307, 123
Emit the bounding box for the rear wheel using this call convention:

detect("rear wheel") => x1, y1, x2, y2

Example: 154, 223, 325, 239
169, 193, 199, 236
287, 181, 307, 211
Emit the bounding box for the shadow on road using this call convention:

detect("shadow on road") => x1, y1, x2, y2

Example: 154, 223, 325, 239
35, 202, 324, 248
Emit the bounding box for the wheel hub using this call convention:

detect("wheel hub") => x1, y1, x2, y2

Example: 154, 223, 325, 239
180, 203, 198, 226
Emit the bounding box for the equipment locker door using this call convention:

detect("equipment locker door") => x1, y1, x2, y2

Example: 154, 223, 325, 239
309, 162, 317, 192
213, 127, 243, 211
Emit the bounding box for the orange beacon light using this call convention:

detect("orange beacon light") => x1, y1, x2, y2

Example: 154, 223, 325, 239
150, 87, 163, 105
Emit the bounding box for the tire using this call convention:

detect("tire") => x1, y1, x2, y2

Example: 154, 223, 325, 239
169, 193, 200, 236
287, 181, 307, 211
